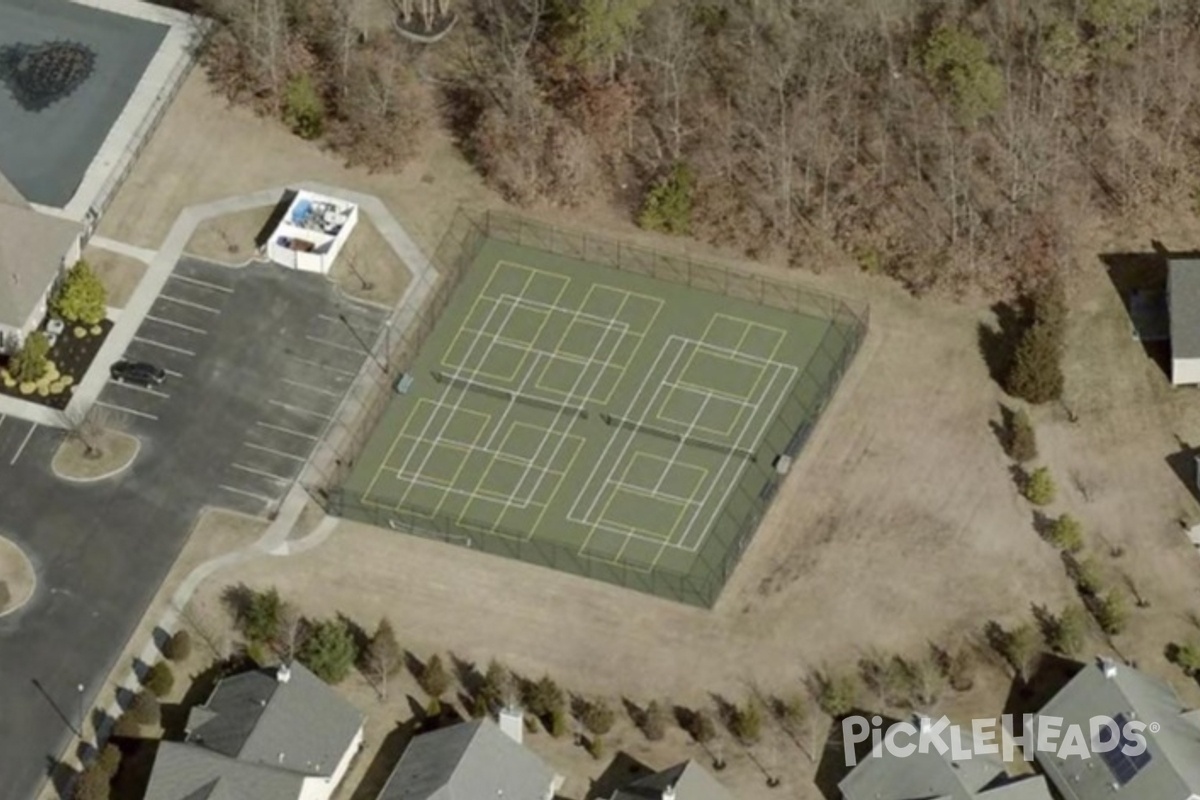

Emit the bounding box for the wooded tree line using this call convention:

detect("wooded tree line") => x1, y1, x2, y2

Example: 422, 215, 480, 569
192, 0, 1200, 295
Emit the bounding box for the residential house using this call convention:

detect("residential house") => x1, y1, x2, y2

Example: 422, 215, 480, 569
142, 662, 364, 800
607, 759, 734, 800
839, 715, 1054, 800
0, 168, 84, 354
1034, 657, 1200, 799
377, 716, 562, 800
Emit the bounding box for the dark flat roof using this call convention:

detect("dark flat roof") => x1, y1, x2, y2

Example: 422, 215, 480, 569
0, 0, 167, 207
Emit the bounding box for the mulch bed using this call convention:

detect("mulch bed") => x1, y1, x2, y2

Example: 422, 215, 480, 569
0, 319, 113, 411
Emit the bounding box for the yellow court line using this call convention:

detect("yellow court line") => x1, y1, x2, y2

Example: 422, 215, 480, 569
362, 397, 460, 501
591, 284, 667, 335
597, 486, 678, 543
525, 432, 585, 540
419, 408, 493, 518
657, 382, 747, 437
442, 268, 538, 381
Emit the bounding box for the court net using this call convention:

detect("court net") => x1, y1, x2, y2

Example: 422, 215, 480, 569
433, 370, 589, 419
600, 412, 756, 460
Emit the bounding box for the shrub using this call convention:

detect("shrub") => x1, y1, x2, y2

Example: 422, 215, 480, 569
946, 647, 975, 691
1006, 322, 1063, 404
585, 735, 606, 760
728, 700, 762, 745
283, 74, 325, 140
1024, 467, 1056, 506
579, 698, 615, 735
95, 744, 121, 778
774, 694, 807, 730
1008, 409, 1037, 462
89, 324, 102, 336
144, 662, 174, 698
641, 699, 667, 740
73, 327, 88, 339
111, 713, 141, 739
1047, 514, 1083, 552
164, 630, 192, 662
1048, 605, 1087, 655
296, 618, 358, 683
480, 659, 515, 711
638, 162, 694, 235
418, 654, 451, 698
1169, 641, 1200, 676
1072, 557, 1103, 596
549, 706, 568, 738
1095, 590, 1128, 635
241, 587, 283, 645
9, 332, 50, 383
52, 261, 107, 325
921, 25, 1004, 124
426, 697, 442, 718
72, 761, 111, 800
524, 675, 565, 718
687, 708, 716, 743
129, 691, 161, 726
817, 673, 858, 717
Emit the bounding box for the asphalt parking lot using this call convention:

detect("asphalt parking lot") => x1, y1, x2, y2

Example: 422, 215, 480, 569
0, 257, 386, 800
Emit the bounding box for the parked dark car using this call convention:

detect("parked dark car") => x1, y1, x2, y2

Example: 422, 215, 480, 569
110, 360, 166, 388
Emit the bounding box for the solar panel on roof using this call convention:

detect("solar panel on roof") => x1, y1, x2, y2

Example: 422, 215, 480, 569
1098, 713, 1153, 786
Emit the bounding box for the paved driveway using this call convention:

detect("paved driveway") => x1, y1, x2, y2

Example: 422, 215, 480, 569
0, 258, 385, 800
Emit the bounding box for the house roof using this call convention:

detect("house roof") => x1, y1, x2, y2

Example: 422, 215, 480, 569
185, 662, 363, 778
0, 170, 82, 329
839, 722, 1054, 800
608, 760, 734, 800
377, 719, 556, 800
145, 663, 363, 800
143, 742, 305, 800
1034, 658, 1200, 799
1169, 258, 1200, 362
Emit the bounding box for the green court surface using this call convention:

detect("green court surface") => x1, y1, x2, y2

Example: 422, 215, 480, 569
339, 236, 861, 605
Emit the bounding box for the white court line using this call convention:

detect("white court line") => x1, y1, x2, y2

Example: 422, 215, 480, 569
269, 400, 331, 420
110, 381, 170, 399
159, 294, 221, 314
610, 480, 701, 506
652, 393, 711, 494
305, 335, 366, 356
133, 336, 195, 356
95, 400, 158, 421
289, 355, 355, 378
244, 442, 307, 462
219, 485, 274, 504
146, 314, 207, 335
10, 424, 35, 465
170, 273, 234, 293
231, 463, 291, 482
256, 421, 318, 440
282, 378, 341, 398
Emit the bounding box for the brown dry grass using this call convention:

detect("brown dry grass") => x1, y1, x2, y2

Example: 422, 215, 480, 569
85, 247, 147, 309
184, 207, 276, 265
330, 216, 411, 306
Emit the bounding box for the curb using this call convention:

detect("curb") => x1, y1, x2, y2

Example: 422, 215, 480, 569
51, 434, 141, 484
0, 536, 37, 619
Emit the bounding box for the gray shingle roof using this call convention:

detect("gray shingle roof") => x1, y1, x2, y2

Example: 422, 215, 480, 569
608, 760, 733, 800
1035, 658, 1200, 799
839, 723, 1053, 800
0, 201, 81, 329
145, 663, 363, 800
378, 719, 556, 800
143, 742, 305, 800
1169, 258, 1200, 362
186, 662, 363, 777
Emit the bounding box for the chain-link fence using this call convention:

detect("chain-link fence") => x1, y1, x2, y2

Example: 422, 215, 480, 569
317, 210, 869, 607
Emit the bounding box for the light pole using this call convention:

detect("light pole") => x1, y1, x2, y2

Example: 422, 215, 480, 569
339, 313, 387, 373
76, 683, 85, 738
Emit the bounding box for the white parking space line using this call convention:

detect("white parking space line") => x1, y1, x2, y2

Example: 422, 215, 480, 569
159, 294, 221, 314
219, 485, 274, 504
10, 424, 35, 465
282, 378, 341, 398
245, 442, 307, 462
110, 381, 170, 399
170, 273, 234, 293
305, 335, 365, 356
288, 355, 356, 378
146, 314, 207, 335
256, 421, 318, 440
133, 337, 196, 356
231, 463, 291, 482
269, 400, 331, 420
95, 400, 159, 421
164, 368, 184, 378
